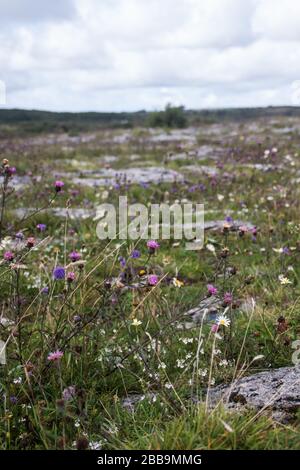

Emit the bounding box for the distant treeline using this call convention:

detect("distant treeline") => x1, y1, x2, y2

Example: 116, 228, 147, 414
0, 105, 300, 136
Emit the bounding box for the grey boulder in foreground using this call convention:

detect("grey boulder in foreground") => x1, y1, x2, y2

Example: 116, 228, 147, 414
123, 367, 300, 423
206, 366, 300, 420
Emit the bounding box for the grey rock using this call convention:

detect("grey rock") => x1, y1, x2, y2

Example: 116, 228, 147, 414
13, 207, 95, 220
242, 163, 283, 172
121, 367, 300, 420
0, 316, 14, 327
102, 155, 118, 163
217, 266, 237, 279
184, 296, 223, 324
148, 128, 197, 144
182, 164, 219, 177
167, 152, 189, 162
196, 145, 216, 159
122, 393, 156, 412
204, 220, 255, 231
71, 167, 184, 187
0, 175, 42, 190
271, 410, 295, 424
206, 366, 300, 413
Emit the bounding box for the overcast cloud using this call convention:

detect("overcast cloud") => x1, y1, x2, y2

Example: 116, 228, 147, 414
0, 0, 299, 111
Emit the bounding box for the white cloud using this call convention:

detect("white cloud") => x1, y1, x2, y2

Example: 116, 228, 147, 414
252, 0, 300, 41
0, 0, 299, 111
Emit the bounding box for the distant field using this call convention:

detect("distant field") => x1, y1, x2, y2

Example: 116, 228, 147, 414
2, 105, 300, 135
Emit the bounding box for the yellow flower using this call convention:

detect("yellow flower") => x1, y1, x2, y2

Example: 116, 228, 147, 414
139, 269, 146, 276
172, 277, 184, 288
131, 318, 142, 327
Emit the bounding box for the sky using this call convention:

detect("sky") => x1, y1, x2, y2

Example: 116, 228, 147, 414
0, 0, 300, 112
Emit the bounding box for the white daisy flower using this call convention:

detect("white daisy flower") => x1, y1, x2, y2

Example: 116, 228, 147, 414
216, 314, 231, 328
278, 274, 292, 285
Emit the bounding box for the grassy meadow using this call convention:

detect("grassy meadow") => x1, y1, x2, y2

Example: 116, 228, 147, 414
1, 114, 300, 449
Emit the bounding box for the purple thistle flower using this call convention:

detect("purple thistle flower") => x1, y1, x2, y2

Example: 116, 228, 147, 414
62, 386, 76, 401
147, 240, 160, 254
47, 350, 63, 362
5, 166, 16, 177
4, 251, 14, 262
207, 284, 218, 296
223, 292, 233, 305
26, 237, 35, 248
130, 249, 141, 259
36, 223, 47, 232
148, 274, 158, 286
238, 225, 248, 236
55, 180, 64, 192
69, 251, 81, 262
53, 266, 65, 280
67, 271, 76, 282
119, 256, 126, 267
15, 232, 24, 240
147, 240, 160, 249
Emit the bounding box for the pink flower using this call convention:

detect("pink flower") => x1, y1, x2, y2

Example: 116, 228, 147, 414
147, 240, 160, 254
223, 292, 233, 305
55, 181, 64, 192
4, 251, 14, 261
67, 272, 76, 282
147, 240, 160, 249
148, 274, 158, 286
207, 284, 218, 296
238, 225, 248, 234
69, 251, 81, 262
62, 386, 76, 401
211, 324, 219, 333
26, 237, 35, 248
5, 166, 16, 177
47, 350, 63, 362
